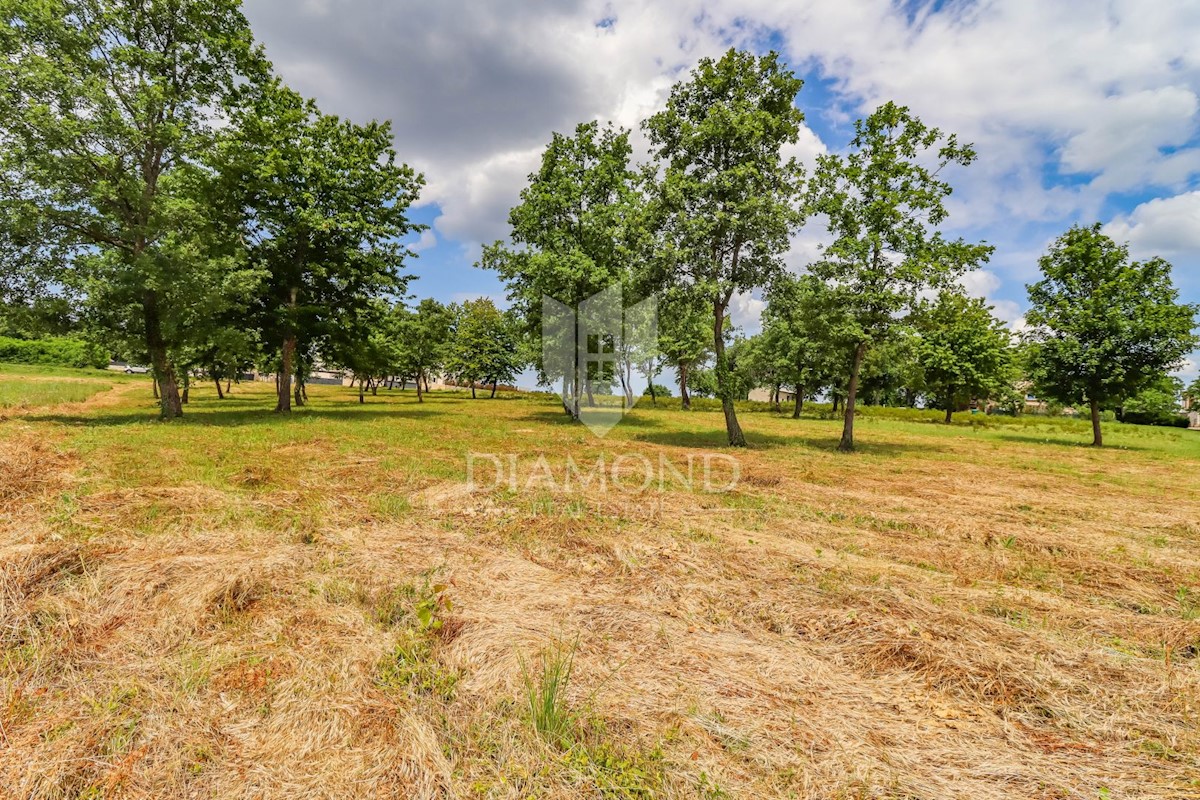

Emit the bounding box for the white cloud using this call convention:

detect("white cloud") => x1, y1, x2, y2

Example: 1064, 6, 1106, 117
1104, 191, 1200, 258
407, 229, 437, 253
1173, 356, 1198, 383
241, 0, 1200, 306
959, 269, 1001, 298
729, 291, 766, 336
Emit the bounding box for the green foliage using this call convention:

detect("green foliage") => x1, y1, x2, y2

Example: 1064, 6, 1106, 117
445, 298, 523, 396
1123, 375, 1183, 417
656, 287, 713, 406
0, 0, 270, 417
376, 633, 459, 701
914, 291, 1015, 420
393, 298, 453, 399
0, 335, 107, 369
482, 121, 642, 415
763, 273, 858, 407
564, 734, 665, 799
0, 296, 78, 339
807, 101, 992, 449
222, 81, 424, 411
642, 383, 673, 398
1024, 224, 1198, 444
644, 48, 806, 445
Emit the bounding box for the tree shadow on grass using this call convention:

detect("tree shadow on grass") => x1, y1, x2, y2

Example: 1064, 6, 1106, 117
988, 429, 1165, 454
23, 403, 446, 428
630, 427, 936, 456
518, 407, 939, 456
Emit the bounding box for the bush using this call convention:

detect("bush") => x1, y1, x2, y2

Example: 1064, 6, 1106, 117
0, 336, 108, 369
1120, 411, 1190, 428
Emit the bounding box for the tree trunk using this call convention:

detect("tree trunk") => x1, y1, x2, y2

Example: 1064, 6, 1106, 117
679, 362, 691, 411
648, 378, 657, 406
490, 380, 498, 399
214, 376, 224, 400
471, 382, 476, 400
371, 379, 378, 396
181, 371, 190, 404
226, 378, 231, 394
713, 299, 746, 447
152, 378, 159, 400
772, 384, 782, 413
358, 377, 365, 404
276, 333, 295, 413
1090, 398, 1102, 447
793, 388, 803, 419
416, 371, 424, 403
839, 341, 868, 452
945, 406, 953, 424
143, 291, 181, 418
585, 376, 595, 407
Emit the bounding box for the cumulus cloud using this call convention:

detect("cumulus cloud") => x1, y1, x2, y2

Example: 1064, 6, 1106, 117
241, 0, 1200, 309
1104, 191, 1200, 258
729, 291, 766, 336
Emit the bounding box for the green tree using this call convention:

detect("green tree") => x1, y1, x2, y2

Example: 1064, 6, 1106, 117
395, 298, 453, 403
656, 288, 712, 410
482, 121, 640, 417
1185, 377, 1200, 411
914, 291, 1014, 423
445, 298, 523, 399
1024, 224, 1198, 446
1122, 375, 1184, 420
0, 0, 268, 417
643, 48, 805, 446
763, 274, 856, 418
223, 82, 423, 413
808, 101, 992, 450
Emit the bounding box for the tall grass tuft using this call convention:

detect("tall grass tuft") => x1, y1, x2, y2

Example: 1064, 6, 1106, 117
522, 638, 578, 749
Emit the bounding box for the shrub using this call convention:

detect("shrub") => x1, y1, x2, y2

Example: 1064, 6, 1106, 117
0, 336, 107, 369
1120, 411, 1190, 428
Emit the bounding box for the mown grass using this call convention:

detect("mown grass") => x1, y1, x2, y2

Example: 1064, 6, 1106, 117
0, 378, 112, 408
1, 366, 1199, 799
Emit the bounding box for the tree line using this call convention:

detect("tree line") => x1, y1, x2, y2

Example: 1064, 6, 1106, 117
484, 50, 1198, 449
2, 2, 1196, 448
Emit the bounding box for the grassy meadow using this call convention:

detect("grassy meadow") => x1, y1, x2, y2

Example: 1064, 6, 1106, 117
2, 364, 1199, 799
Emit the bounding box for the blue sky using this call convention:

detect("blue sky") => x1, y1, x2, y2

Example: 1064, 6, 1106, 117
244, 0, 1200, 381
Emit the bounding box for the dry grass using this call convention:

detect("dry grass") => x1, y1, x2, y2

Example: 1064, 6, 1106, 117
1, 375, 1199, 798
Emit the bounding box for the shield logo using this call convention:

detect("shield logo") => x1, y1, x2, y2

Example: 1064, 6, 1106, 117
542, 285, 658, 437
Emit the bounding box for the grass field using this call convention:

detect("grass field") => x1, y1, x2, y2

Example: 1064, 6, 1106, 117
2, 366, 1199, 799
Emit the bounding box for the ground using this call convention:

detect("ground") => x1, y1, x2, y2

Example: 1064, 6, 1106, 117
1, 364, 1199, 799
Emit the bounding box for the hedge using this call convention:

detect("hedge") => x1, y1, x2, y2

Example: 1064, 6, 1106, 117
0, 336, 108, 369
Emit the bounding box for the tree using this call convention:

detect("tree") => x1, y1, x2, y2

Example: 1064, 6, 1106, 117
445, 298, 523, 399
482, 121, 640, 417
1024, 224, 1198, 446
914, 291, 1013, 423
395, 298, 453, 403
656, 288, 712, 410
0, 0, 269, 417
808, 101, 992, 450
223, 82, 423, 413
762, 274, 856, 418
644, 48, 805, 446
1122, 375, 1184, 420
1185, 377, 1200, 411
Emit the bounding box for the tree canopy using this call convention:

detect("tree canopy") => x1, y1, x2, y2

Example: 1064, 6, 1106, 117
1024, 224, 1198, 445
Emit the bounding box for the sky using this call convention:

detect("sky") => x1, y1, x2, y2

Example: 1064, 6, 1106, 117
241, 0, 1200, 383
